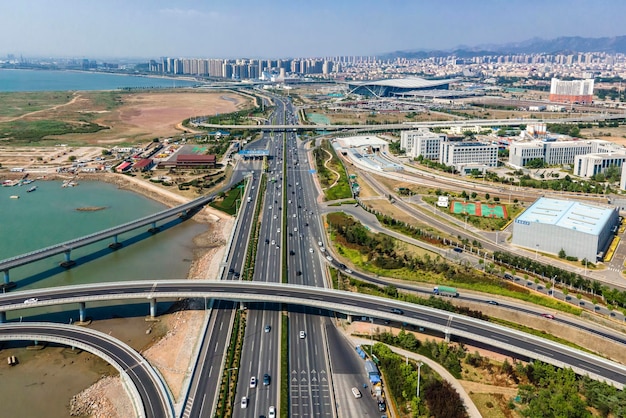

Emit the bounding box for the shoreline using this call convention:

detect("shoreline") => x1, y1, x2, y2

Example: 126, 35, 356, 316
5, 171, 235, 417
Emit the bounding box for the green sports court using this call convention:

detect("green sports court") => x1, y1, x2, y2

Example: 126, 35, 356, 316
450, 201, 508, 219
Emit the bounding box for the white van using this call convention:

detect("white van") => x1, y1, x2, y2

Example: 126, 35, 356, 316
351, 387, 362, 398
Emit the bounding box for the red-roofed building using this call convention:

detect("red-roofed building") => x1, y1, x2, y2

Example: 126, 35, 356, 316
158, 154, 217, 169
133, 158, 154, 172
116, 161, 132, 172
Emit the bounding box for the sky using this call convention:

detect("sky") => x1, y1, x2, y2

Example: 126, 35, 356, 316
1, 0, 626, 60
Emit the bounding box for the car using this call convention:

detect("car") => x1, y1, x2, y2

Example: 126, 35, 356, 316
269, 205, 272, 210
265, 239, 269, 244
271, 240, 275, 245
293, 214, 296, 218
23, 298, 38, 304
299, 330, 306, 339
309, 248, 313, 253
293, 227, 297, 232
318, 241, 323, 247
296, 271, 302, 276
344, 269, 352, 274
326, 256, 333, 261
265, 325, 271, 333
228, 268, 235, 274
233, 272, 240, 278
241, 396, 248, 409
289, 250, 295, 256
250, 376, 257, 388
263, 373, 271, 386
541, 313, 555, 319
277, 228, 280, 233
268, 406, 276, 418
378, 400, 386, 412
487, 300, 499, 305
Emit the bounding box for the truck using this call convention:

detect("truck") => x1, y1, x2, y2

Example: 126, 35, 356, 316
433, 285, 459, 297
365, 359, 381, 384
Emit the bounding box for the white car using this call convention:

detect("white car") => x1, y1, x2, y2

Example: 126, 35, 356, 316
269, 205, 272, 210
294, 227, 297, 232
23, 298, 38, 304
269, 406, 276, 418
293, 214, 296, 218
345, 269, 352, 274
326, 256, 333, 262
309, 248, 313, 253
299, 330, 306, 339
250, 376, 257, 388
271, 240, 276, 245
241, 396, 248, 409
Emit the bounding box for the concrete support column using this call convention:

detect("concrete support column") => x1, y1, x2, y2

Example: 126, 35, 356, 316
0, 312, 6, 323
3, 270, 9, 284
444, 330, 451, 343
148, 222, 160, 234
149, 298, 157, 318
347, 314, 353, 322
79, 302, 87, 323
64, 250, 72, 263
109, 234, 123, 250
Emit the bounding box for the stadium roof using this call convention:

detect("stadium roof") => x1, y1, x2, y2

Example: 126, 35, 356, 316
517, 197, 615, 236
347, 77, 456, 88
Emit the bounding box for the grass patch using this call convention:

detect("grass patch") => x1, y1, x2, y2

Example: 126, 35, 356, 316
327, 199, 357, 206
0, 91, 75, 118
210, 181, 244, 215
0, 119, 108, 142
313, 139, 352, 201
470, 393, 512, 418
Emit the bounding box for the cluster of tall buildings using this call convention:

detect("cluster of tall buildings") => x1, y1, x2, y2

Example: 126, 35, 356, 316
149, 57, 340, 79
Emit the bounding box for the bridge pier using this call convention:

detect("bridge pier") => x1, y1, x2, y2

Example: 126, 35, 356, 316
179, 210, 189, 220
0, 270, 16, 291
79, 302, 87, 323
108, 234, 123, 250
148, 298, 158, 319
0, 312, 5, 323
148, 222, 160, 234
60, 250, 76, 268
444, 330, 451, 343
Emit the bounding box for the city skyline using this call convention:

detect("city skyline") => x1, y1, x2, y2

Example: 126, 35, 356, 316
1, 0, 626, 59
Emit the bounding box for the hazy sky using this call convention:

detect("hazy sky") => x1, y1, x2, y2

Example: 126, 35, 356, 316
1, 0, 625, 59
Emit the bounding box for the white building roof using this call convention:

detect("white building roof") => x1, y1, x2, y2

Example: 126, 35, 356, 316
517, 197, 614, 236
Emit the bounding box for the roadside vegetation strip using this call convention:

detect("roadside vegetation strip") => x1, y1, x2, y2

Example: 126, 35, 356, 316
217, 309, 246, 417
243, 174, 267, 281
280, 313, 289, 418
327, 211, 583, 316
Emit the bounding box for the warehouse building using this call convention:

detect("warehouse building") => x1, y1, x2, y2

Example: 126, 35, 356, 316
512, 197, 619, 262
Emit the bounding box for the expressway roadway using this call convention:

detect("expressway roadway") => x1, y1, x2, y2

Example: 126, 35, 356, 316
2, 280, 626, 390
0, 322, 172, 418
233, 101, 284, 418
182, 147, 266, 416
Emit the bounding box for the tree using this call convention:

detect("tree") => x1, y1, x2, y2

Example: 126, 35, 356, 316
68, 155, 77, 162
558, 249, 566, 259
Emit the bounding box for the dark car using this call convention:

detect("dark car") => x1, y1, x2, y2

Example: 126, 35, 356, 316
487, 300, 499, 305
296, 271, 302, 276
263, 373, 271, 386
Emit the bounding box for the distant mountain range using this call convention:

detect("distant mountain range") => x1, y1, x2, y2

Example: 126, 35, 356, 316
381, 35, 626, 59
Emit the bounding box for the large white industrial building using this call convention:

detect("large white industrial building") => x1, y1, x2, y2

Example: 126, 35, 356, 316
439, 141, 499, 169
512, 197, 619, 262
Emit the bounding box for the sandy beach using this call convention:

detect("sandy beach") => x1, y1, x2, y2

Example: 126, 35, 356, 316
0, 173, 235, 418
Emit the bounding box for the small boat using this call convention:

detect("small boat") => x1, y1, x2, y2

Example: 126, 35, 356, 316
27, 186, 37, 193
10, 195, 19, 199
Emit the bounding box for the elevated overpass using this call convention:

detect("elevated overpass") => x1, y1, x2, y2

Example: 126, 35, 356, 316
1, 280, 625, 389
0, 322, 174, 418
196, 114, 626, 132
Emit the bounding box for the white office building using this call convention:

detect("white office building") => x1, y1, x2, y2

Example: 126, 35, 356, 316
400, 128, 446, 159
574, 153, 626, 178
509, 140, 618, 167
439, 141, 498, 169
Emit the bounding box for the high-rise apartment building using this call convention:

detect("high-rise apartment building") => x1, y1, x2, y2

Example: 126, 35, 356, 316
549, 78, 594, 104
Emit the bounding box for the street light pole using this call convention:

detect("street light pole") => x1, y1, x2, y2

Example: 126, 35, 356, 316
535, 244, 539, 260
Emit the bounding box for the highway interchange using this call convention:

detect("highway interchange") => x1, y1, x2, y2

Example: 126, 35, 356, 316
2, 95, 626, 417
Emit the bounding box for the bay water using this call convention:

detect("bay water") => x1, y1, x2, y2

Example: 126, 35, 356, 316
0, 180, 206, 321
0, 68, 197, 92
